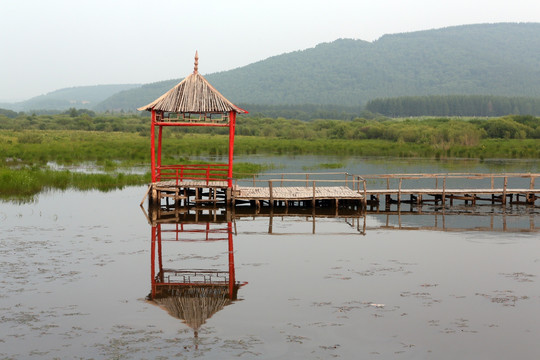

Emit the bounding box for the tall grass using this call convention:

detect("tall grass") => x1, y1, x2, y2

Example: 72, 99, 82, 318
1, 127, 538, 200
0, 167, 151, 201
2, 130, 540, 169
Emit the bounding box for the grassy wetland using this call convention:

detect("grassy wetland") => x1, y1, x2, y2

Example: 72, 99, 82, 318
1, 112, 539, 200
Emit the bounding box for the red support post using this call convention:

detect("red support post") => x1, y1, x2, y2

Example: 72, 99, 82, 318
227, 221, 235, 299
157, 125, 163, 182
228, 111, 236, 188
150, 110, 157, 182
157, 224, 163, 280
150, 225, 156, 298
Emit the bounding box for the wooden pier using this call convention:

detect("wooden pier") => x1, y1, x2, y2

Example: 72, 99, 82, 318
359, 173, 539, 208
144, 172, 540, 210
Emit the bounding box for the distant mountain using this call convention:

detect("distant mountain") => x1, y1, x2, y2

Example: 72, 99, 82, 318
1, 84, 141, 112
95, 23, 540, 112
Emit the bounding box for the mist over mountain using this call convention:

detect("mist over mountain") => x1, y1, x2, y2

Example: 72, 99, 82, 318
0, 84, 141, 112
4, 23, 540, 113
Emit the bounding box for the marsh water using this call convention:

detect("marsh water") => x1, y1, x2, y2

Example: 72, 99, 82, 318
1, 156, 540, 359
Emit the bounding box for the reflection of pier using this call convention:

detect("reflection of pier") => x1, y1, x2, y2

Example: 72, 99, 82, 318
143, 205, 367, 235
367, 208, 539, 233
143, 204, 539, 235
234, 206, 366, 235
148, 214, 246, 337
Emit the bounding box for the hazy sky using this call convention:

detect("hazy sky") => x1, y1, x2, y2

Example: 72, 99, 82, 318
2, 0, 540, 101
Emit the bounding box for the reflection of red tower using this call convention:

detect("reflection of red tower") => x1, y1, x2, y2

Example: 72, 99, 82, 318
148, 218, 245, 335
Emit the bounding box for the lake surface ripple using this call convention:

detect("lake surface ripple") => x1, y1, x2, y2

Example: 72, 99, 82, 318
1, 157, 539, 359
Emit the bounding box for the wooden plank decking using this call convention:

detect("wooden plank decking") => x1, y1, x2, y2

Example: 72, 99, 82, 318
234, 186, 363, 200
145, 172, 540, 209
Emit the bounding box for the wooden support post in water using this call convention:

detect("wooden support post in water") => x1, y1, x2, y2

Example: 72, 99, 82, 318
269, 180, 274, 208
442, 177, 446, 205
268, 210, 273, 234
363, 180, 367, 209
312, 207, 316, 234
312, 181, 316, 207
398, 178, 402, 203
362, 214, 366, 235
151, 184, 158, 206
502, 177, 508, 205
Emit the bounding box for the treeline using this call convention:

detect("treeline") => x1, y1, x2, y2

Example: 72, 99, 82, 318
0, 109, 148, 133
366, 95, 540, 117
2, 110, 539, 145
237, 103, 366, 121
235, 116, 540, 146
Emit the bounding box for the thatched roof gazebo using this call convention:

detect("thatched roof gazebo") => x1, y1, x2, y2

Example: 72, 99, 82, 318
138, 52, 247, 201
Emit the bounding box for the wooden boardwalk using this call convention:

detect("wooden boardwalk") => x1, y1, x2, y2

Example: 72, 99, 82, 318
144, 172, 539, 209
361, 172, 539, 206
234, 185, 362, 207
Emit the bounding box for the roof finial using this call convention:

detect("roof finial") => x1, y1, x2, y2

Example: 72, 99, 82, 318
194, 51, 199, 74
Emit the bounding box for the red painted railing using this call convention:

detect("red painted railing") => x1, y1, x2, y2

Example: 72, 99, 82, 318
157, 164, 229, 185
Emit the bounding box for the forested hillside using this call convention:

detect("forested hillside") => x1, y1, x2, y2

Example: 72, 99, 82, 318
1, 84, 141, 112
366, 95, 540, 117
96, 23, 540, 111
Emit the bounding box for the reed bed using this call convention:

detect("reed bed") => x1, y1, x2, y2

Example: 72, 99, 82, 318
0, 167, 151, 201
1, 127, 539, 201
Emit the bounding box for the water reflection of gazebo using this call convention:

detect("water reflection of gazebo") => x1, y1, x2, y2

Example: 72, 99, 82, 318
148, 213, 245, 337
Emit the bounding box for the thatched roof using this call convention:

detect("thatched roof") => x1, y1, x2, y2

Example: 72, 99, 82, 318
138, 52, 247, 114
153, 286, 232, 332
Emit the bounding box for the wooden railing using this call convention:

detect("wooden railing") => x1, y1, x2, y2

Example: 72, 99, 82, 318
352, 172, 539, 205
353, 172, 538, 190
158, 164, 229, 185
234, 172, 368, 206
235, 172, 354, 187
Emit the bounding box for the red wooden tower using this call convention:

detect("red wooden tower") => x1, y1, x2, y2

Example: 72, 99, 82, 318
139, 52, 247, 204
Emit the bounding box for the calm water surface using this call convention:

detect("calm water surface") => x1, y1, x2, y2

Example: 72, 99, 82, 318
1, 158, 539, 359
